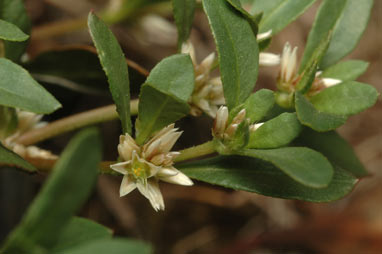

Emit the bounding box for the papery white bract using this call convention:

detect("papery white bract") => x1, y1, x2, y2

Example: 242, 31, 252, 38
110, 124, 193, 211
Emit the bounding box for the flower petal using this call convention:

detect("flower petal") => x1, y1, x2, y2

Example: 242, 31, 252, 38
120, 175, 137, 197
157, 167, 179, 177
137, 179, 165, 211
161, 170, 194, 186
110, 161, 130, 175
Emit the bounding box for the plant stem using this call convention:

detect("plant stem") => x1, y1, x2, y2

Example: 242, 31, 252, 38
23, 141, 216, 174
16, 99, 139, 146
173, 140, 216, 163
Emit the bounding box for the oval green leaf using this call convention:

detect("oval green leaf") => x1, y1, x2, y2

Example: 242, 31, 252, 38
145, 54, 194, 102
0, 0, 31, 61
179, 155, 357, 202
88, 12, 131, 134
0, 58, 61, 114
203, 0, 259, 109
250, 0, 316, 35
172, 0, 196, 50
238, 147, 334, 188
295, 91, 346, 132
321, 60, 369, 81
296, 128, 368, 177
1, 128, 102, 253
242, 89, 275, 123
301, 0, 373, 69
0, 19, 29, 41
248, 112, 301, 149
136, 85, 190, 145
310, 81, 379, 116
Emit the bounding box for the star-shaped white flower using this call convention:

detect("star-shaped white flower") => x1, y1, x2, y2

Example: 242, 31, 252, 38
110, 124, 193, 211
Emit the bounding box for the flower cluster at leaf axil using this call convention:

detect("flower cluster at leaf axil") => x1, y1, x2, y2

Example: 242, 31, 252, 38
0, 107, 57, 160
277, 42, 341, 96
181, 41, 225, 117
110, 124, 193, 211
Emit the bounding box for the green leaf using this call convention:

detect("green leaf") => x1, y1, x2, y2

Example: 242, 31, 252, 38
248, 113, 302, 149
295, 91, 346, 132
0, 58, 61, 114
227, 0, 261, 35
321, 60, 369, 82
0, 19, 29, 41
0, 0, 31, 61
88, 12, 131, 134
310, 81, 379, 116
296, 128, 368, 177
230, 89, 275, 123
238, 147, 333, 188
56, 238, 152, 254
298, 29, 331, 74
0, 143, 36, 172
295, 61, 317, 94
243, 89, 275, 122
179, 155, 357, 202
250, 0, 316, 35
51, 217, 112, 252
136, 85, 190, 145
135, 54, 194, 144
301, 0, 373, 69
172, 0, 196, 50
145, 54, 194, 102
203, 0, 259, 109
1, 128, 102, 253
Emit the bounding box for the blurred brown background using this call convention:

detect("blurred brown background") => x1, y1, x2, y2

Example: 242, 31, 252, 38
1, 1, 381, 253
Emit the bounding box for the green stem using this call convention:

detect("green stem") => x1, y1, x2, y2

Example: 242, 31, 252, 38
174, 140, 216, 163
16, 99, 139, 146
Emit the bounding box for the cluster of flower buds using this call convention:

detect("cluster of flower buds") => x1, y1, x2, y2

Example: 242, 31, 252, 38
0, 108, 57, 161
110, 124, 193, 211
213, 106, 247, 140
181, 41, 225, 118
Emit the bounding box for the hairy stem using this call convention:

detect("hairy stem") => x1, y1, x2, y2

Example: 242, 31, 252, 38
174, 140, 216, 163
16, 99, 139, 146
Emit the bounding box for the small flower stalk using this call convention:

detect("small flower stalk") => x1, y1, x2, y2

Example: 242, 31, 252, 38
182, 41, 225, 117
110, 124, 193, 211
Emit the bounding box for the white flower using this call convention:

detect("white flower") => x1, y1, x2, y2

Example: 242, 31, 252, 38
213, 106, 247, 140
181, 41, 225, 117
110, 124, 193, 211
1, 109, 57, 160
